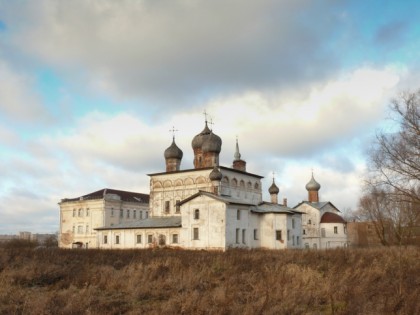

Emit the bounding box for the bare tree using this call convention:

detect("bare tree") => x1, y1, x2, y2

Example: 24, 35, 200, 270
360, 90, 420, 245
369, 90, 420, 203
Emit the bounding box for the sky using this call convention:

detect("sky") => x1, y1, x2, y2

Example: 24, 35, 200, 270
0, 0, 419, 234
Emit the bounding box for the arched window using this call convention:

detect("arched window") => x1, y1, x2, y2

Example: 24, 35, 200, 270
232, 178, 238, 187
194, 209, 200, 220
240, 180, 245, 189
254, 182, 259, 190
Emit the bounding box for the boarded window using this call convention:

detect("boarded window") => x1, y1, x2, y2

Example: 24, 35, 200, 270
276, 230, 282, 241
193, 228, 199, 240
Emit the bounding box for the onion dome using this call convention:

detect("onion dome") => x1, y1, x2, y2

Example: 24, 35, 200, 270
320, 212, 346, 224
164, 138, 183, 159
305, 174, 321, 191
192, 122, 212, 149
202, 131, 222, 153
209, 166, 223, 181
268, 179, 280, 194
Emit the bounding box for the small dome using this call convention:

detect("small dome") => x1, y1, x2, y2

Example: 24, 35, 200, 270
305, 174, 321, 191
268, 180, 279, 194
209, 166, 223, 181
164, 139, 183, 160
320, 212, 346, 224
192, 122, 211, 150
202, 132, 222, 153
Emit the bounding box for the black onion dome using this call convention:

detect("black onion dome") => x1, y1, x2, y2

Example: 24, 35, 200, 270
209, 166, 223, 181
192, 122, 212, 150
305, 174, 321, 191
202, 131, 222, 153
268, 181, 280, 194
164, 139, 183, 159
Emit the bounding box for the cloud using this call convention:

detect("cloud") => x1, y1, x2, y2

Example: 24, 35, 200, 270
0, 59, 48, 123
0, 0, 345, 107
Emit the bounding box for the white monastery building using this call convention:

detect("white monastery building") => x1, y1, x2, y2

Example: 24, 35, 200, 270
59, 120, 348, 250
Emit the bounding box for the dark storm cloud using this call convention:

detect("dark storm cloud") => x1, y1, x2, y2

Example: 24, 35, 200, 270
0, 0, 345, 107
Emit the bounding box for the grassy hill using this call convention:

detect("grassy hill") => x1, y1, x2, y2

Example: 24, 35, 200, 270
0, 246, 419, 314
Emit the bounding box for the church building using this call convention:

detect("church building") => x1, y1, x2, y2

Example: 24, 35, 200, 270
59, 119, 348, 250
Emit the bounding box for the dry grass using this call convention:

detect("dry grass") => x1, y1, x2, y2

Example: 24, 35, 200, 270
0, 246, 419, 314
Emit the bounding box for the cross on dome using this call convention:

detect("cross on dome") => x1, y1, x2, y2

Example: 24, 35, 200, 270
169, 126, 179, 140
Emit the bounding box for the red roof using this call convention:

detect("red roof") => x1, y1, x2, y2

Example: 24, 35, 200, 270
320, 212, 346, 224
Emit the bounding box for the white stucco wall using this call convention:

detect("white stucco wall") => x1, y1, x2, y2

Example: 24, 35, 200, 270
59, 195, 148, 249
97, 227, 182, 249
320, 222, 348, 249
180, 195, 227, 250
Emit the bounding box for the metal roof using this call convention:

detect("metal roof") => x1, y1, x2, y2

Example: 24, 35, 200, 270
294, 201, 340, 212
60, 188, 150, 203
148, 165, 264, 179
178, 190, 256, 206
252, 202, 302, 215
95, 216, 182, 230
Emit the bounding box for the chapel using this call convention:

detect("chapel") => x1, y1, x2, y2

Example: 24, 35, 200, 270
59, 119, 348, 250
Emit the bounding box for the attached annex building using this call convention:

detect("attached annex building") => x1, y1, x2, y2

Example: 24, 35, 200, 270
59, 121, 348, 250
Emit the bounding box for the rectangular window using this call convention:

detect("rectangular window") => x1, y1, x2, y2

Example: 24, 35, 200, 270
242, 229, 246, 244
287, 230, 290, 241
133, 210, 137, 219
147, 234, 153, 244
303, 229, 306, 235
115, 235, 120, 244
165, 201, 170, 213
111, 208, 114, 217
73, 209, 76, 217
344, 225, 347, 234
145, 211, 149, 219
237, 209, 241, 220
254, 229, 258, 240
86, 225, 89, 234
103, 235, 108, 244
72, 225, 75, 234
308, 219, 311, 224
78, 209, 82, 217
321, 228, 326, 237
276, 230, 282, 241
193, 228, 199, 240
175, 200, 180, 213
297, 236, 300, 246
236, 228, 240, 244
172, 234, 178, 244
136, 234, 142, 244
120, 209, 123, 218
86, 208, 90, 216
140, 211, 143, 219
127, 209, 130, 218
77, 225, 83, 234
334, 226, 338, 234
292, 235, 295, 245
